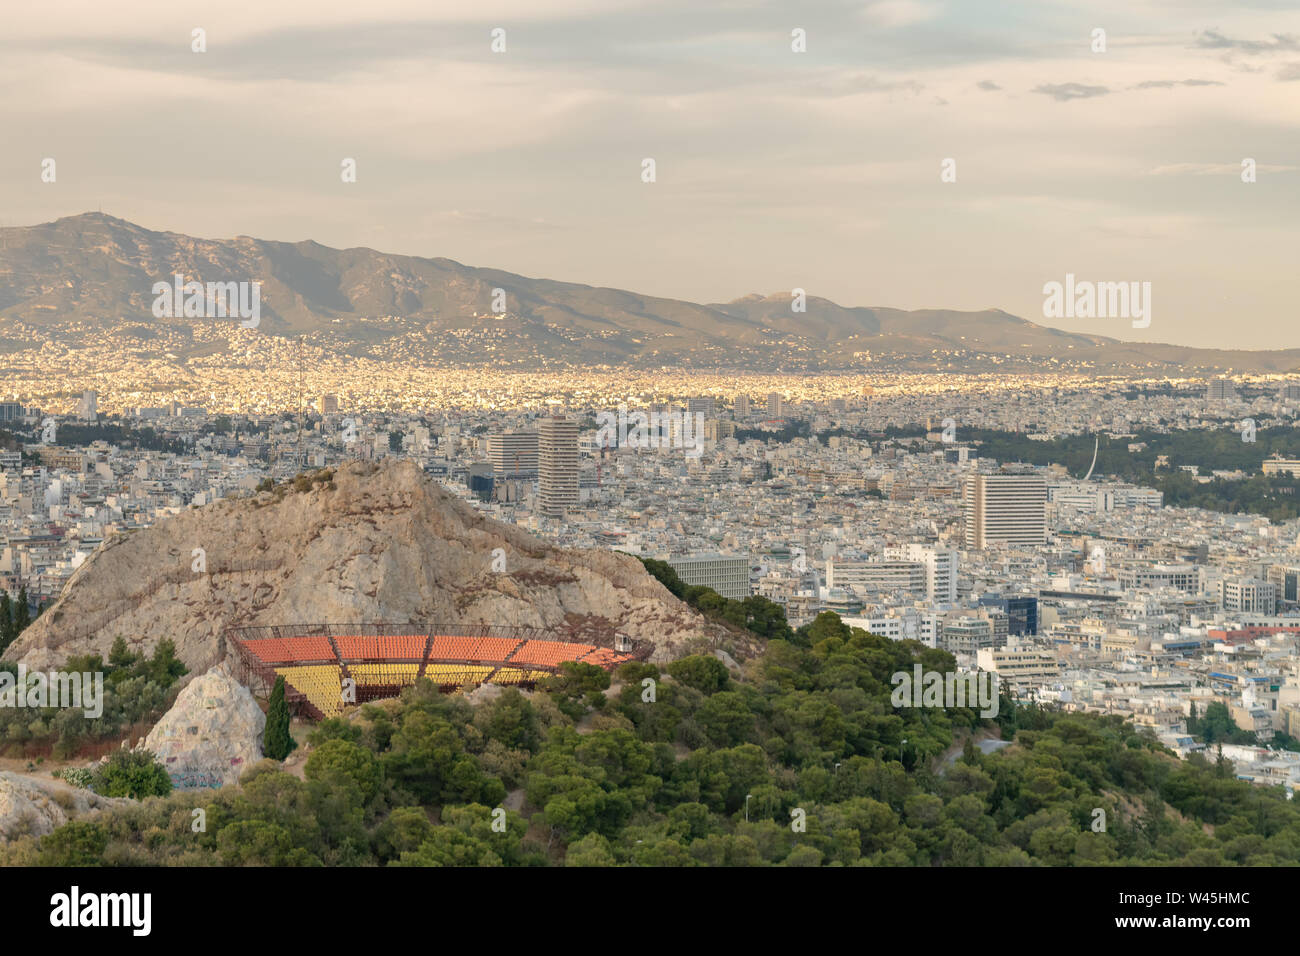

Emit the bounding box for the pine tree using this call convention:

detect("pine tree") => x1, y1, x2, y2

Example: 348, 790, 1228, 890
263, 676, 295, 760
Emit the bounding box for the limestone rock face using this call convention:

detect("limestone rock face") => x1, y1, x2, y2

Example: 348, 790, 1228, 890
143, 662, 265, 789
0, 772, 123, 842
5, 460, 712, 673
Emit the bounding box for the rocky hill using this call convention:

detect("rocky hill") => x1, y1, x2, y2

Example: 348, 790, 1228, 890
2, 460, 715, 673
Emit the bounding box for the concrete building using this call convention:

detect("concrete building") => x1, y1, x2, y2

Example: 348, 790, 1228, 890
884, 544, 958, 604
666, 553, 750, 600
488, 430, 539, 479
1206, 378, 1237, 401
963, 473, 1047, 549
76, 390, 97, 422
537, 418, 578, 517
827, 559, 926, 596
1220, 577, 1277, 615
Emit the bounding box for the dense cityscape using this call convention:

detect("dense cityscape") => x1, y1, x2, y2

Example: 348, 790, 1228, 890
6, 372, 1300, 797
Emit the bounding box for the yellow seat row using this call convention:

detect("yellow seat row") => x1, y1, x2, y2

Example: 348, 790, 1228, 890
275, 665, 345, 718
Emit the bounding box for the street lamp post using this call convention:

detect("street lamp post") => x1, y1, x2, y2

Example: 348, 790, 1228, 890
745, 793, 752, 823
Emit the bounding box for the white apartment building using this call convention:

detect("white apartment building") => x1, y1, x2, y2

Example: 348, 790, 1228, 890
883, 544, 958, 604
537, 418, 578, 516
827, 559, 926, 596
841, 609, 939, 647
1220, 577, 1277, 615
963, 473, 1047, 549
666, 552, 751, 600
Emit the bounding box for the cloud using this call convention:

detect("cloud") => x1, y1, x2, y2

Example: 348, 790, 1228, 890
857, 0, 940, 29
976, 80, 1001, 91
804, 72, 924, 98
1195, 30, 1299, 54
1147, 162, 1296, 176
1278, 62, 1300, 80
1130, 78, 1224, 89
1032, 82, 1110, 101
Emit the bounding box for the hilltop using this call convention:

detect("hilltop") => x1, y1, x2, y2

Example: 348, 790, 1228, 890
1, 460, 714, 673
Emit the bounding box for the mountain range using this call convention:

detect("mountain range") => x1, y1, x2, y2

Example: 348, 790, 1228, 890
0, 212, 1295, 373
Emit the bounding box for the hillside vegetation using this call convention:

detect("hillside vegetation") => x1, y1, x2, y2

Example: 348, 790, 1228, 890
8, 605, 1297, 866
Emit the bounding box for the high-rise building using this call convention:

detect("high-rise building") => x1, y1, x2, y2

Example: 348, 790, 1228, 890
317, 394, 339, 415
666, 553, 750, 600
488, 431, 539, 478
767, 392, 785, 419
76, 390, 97, 422
1206, 378, 1237, 401
537, 418, 578, 516
687, 397, 716, 419
734, 394, 750, 419
963, 474, 1047, 549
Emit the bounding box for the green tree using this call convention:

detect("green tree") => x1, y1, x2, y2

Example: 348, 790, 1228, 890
93, 749, 173, 799
264, 675, 296, 760
305, 738, 382, 803
0, 592, 14, 652
37, 820, 108, 866
13, 587, 31, 634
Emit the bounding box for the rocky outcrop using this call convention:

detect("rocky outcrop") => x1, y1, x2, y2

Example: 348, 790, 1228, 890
4, 460, 712, 673
143, 662, 265, 789
0, 773, 124, 842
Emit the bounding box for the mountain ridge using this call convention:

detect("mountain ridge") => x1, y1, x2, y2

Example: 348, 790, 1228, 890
0, 212, 1295, 372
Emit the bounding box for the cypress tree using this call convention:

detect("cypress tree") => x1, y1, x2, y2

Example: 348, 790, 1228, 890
13, 587, 31, 634
263, 676, 295, 760
0, 592, 13, 652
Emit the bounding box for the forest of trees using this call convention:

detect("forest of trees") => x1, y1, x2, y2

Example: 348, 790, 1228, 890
0, 637, 187, 759
9, 608, 1298, 867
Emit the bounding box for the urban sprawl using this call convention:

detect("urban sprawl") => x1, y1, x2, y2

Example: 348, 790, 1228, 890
6, 372, 1300, 794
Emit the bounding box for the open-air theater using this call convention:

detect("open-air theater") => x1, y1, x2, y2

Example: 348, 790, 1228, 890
226, 623, 652, 718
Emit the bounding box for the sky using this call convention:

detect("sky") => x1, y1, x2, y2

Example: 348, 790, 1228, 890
1, 0, 1298, 349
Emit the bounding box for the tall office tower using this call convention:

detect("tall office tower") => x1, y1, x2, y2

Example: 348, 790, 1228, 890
76, 390, 97, 421
963, 474, 1047, 549
1206, 377, 1237, 401
487, 430, 539, 478
1280, 383, 1300, 402
767, 392, 785, 418
317, 394, 339, 415
537, 418, 579, 516
734, 394, 750, 418
687, 397, 716, 419
884, 544, 959, 604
